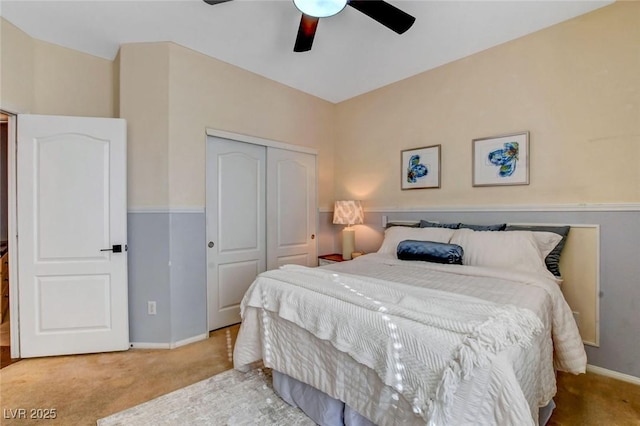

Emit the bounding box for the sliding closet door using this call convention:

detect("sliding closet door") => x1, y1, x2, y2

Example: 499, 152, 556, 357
206, 132, 318, 331
266, 148, 317, 269
206, 138, 266, 330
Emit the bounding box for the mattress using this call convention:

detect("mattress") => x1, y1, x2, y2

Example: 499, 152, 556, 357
233, 253, 586, 425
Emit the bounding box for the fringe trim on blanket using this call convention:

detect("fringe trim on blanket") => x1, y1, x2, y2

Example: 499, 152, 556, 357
427, 306, 543, 425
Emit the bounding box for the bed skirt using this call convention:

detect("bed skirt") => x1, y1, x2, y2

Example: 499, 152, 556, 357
273, 370, 556, 426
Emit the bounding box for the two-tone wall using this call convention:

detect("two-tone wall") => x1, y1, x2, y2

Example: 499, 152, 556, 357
2, 2, 639, 378
328, 2, 640, 379
1, 19, 336, 346
118, 42, 336, 345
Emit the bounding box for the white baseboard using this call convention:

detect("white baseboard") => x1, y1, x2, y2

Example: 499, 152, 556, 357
170, 333, 208, 349
129, 333, 208, 350
587, 364, 640, 386
129, 342, 171, 349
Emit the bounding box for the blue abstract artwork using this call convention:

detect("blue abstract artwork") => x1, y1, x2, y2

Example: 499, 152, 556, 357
402, 145, 441, 189
407, 154, 428, 183
473, 132, 528, 186
488, 142, 519, 177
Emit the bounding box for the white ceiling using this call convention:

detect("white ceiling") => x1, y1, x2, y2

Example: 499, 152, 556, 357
1, 0, 613, 103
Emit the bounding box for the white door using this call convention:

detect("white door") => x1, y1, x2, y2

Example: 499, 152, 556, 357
267, 148, 317, 269
17, 114, 129, 357
206, 138, 266, 330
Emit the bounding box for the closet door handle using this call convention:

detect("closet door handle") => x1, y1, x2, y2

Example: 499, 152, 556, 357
310, 234, 315, 240
208, 241, 215, 248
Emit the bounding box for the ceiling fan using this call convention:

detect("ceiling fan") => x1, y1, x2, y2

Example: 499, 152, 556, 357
203, 0, 416, 52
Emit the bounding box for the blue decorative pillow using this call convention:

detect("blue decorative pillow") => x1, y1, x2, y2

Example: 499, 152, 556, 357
459, 223, 507, 231
420, 220, 460, 229
505, 225, 571, 277
397, 240, 464, 265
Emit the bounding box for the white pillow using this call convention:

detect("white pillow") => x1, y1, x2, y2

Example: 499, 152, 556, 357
377, 226, 455, 255
529, 231, 563, 259
450, 229, 550, 274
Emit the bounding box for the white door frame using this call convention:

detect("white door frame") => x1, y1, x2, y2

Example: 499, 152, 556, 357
204, 128, 318, 330
205, 129, 318, 156
5, 111, 129, 358
2, 109, 22, 358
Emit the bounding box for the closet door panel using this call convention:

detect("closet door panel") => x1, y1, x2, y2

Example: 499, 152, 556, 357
206, 138, 266, 330
267, 148, 317, 270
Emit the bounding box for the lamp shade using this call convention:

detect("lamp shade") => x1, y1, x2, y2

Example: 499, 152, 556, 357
333, 200, 364, 226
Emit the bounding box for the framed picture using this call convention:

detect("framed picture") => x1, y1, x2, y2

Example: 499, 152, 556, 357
401, 144, 441, 190
472, 131, 529, 187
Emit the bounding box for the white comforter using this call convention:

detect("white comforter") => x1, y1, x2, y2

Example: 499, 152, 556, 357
234, 254, 586, 426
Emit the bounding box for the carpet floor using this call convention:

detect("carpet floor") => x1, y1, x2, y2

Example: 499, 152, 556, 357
1, 324, 638, 425
97, 368, 313, 426
0, 325, 241, 425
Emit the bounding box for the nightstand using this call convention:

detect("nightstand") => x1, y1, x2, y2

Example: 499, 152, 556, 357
318, 253, 347, 266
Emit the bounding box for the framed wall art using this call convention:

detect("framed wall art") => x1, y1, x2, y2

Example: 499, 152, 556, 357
401, 144, 441, 190
472, 131, 529, 187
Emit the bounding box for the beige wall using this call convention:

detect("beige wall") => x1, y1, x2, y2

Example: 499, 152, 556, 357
0, 18, 113, 117
334, 2, 640, 208
167, 43, 335, 210
118, 42, 335, 210
32, 40, 114, 117
119, 43, 171, 209
1, 16, 335, 211
4, 2, 637, 211
1, 19, 35, 112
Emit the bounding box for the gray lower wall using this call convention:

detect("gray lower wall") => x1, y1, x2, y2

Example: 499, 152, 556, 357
129, 208, 639, 379
128, 211, 207, 345
321, 208, 640, 379
169, 213, 208, 342
128, 212, 172, 344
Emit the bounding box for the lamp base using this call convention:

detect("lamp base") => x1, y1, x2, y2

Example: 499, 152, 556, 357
342, 227, 355, 260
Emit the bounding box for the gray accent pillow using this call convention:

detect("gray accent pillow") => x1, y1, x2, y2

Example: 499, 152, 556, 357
397, 240, 464, 265
504, 225, 571, 277
386, 222, 420, 228
459, 223, 507, 231
419, 220, 460, 229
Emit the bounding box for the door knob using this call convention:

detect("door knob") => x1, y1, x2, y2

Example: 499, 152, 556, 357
311, 234, 315, 240
208, 241, 215, 248
100, 244, 123, 253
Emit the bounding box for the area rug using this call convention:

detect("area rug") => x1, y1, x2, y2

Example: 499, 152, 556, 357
97, 368, 315, 425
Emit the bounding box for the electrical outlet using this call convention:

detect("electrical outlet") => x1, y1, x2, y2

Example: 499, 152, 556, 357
148, 301, 157, 315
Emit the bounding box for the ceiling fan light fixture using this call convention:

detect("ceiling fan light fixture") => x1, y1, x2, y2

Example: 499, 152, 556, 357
293, 0, 347, 18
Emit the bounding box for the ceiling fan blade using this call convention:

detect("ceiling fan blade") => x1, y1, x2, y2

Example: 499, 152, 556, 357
348, 0, 415, 34
203, 0, 232, 5
294, 14, 319, 52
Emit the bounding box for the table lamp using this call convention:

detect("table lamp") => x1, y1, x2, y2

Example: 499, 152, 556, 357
333, 200, 364, 260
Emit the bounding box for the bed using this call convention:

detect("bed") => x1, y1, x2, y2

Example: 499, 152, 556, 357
233, 224, 587, 425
